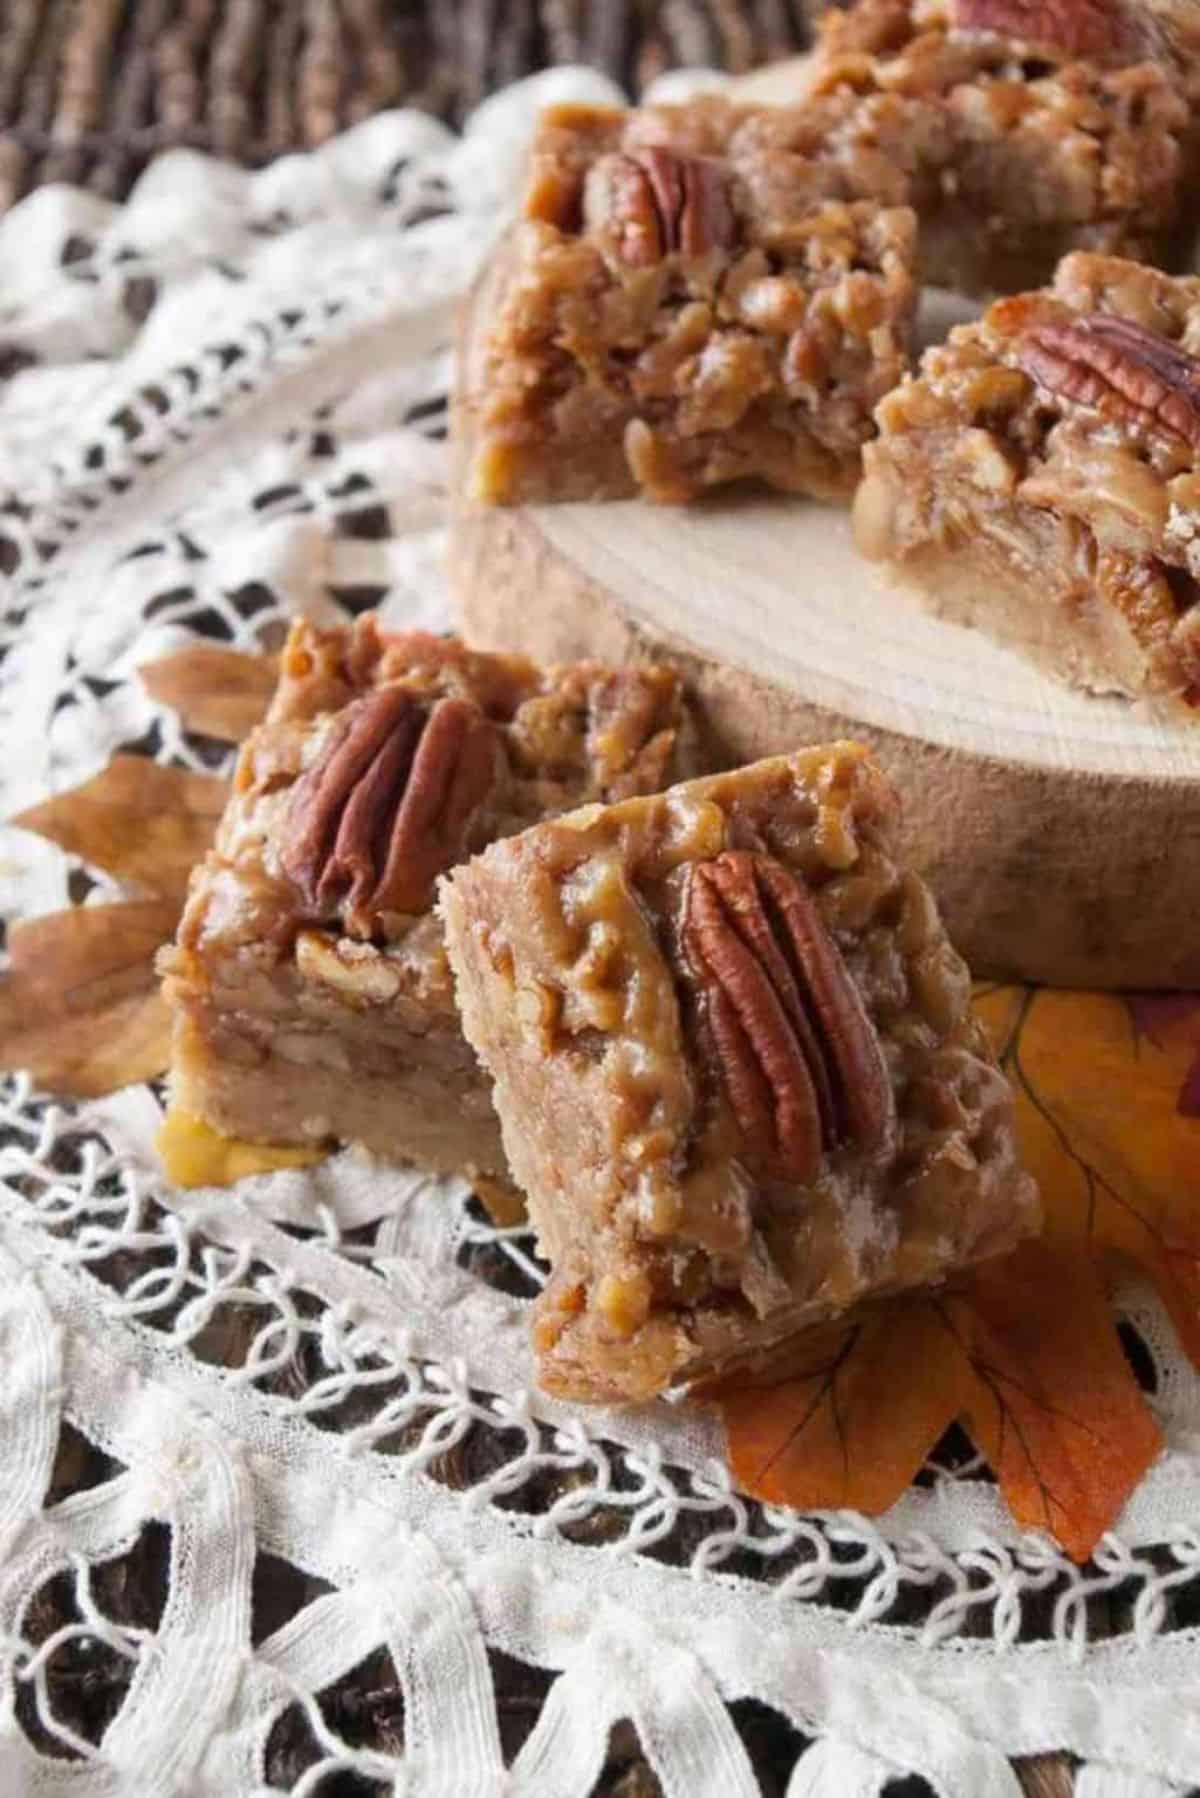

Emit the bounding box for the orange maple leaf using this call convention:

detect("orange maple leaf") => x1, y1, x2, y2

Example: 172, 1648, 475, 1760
139, 644, 276, 744
953, 1238, 1161, 1561
717, 1302, 965, 1516
716, 984, 1199, 1560
980, 986, 1200, 1366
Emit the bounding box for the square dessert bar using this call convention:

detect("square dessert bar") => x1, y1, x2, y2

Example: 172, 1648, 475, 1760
441, 744, 1038, 1403
807, 0, 1191, 295
855, 252, 1200, 706
459, 96, 918, 504
161, 615, 703, 1181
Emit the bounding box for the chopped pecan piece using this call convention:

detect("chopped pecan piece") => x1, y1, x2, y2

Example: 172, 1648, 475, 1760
1016, 313, 1200, 451
583, 666, 683, 800
584, 147, 736, 267
682, 850, 894, 1180
953, 0, 1142, 59
281, 688, 497, 931
583, 155, 664, 266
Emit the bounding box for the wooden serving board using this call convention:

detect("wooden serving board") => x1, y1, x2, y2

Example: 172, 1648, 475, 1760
450, 477, 1200, 988
450, 175, 1200, 991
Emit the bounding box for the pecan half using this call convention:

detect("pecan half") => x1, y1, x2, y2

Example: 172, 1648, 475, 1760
1016, 313, 1200, 452
583, 147, 735, 266
682, 851, 894, 1181
640, 146, 736, 259
953, 0, 1141, 60
281, 688, 496, 931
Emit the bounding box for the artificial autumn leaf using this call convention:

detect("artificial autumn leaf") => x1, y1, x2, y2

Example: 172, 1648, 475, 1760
716, 983, 1200, 1560
156, 1107, 325, 1188
140, 644, 277, 743
12, 755, 227, 902
977, 985, 1200, 1367
719, 1240, 1162, 1563
1129, 993, 1200, 1117
4, 755, 223, 1098
718, 1302, 966, 1516
718, 1241, 1163, 1558
0, 900, 179, 1095
958, 1240, 1162, 1561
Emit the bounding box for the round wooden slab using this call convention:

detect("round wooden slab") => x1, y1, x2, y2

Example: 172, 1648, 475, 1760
451, 263, 1200, 995
450, 454, 1200, 989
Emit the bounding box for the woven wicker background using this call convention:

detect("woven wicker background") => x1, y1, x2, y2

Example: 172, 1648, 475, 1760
0, 0, 836, 211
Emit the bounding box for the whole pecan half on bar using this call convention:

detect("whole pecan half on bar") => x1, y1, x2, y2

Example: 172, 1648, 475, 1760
681, 850, 894, 1181
953, 0, 1143, 60
639, 146, 736, 260
584, 148, 736, 267
281, 688, 497, 933
1016, 313, 1200, 451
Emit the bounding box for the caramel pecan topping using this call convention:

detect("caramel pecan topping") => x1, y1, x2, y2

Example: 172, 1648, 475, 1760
281, 688, 497, 931
953, 0, 1140, 59
583, 666, 681, 799
682, 851, 894, 1181
584, 147, 735, 266
1016, 314, 1200, 451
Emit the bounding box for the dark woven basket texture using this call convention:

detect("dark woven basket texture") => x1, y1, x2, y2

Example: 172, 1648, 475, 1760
0, 1, 838, 210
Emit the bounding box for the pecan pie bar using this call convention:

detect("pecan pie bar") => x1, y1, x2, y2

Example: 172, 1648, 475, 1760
441, 745, 1038, 1402
806, 0, 1191, 295
160, 615, 703, 1181
458, 97, 918, 504
855, 251, 1200, 705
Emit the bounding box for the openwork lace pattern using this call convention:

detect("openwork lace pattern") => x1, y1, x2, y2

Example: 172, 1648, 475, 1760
2, 67, 1200, 1797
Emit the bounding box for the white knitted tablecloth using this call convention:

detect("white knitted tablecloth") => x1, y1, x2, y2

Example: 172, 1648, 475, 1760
1, 66, 1198, 1798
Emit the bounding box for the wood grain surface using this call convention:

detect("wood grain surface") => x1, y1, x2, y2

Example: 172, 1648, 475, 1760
452, 248, 1200, 995
451, 486, 1200, 990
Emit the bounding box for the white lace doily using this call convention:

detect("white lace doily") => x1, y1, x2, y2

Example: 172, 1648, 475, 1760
2, 66, 1200, 1798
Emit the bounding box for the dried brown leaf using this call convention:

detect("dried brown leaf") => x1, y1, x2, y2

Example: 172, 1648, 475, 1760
140, 645, 277, 743
0, 901, 179, 1095
12, 756, 227, 902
